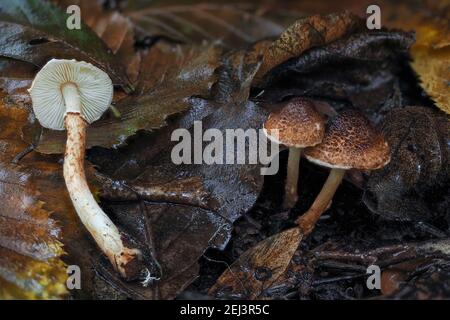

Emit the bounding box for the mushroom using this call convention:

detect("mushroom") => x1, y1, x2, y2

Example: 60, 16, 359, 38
263, 98, 325, 208
297, 110, 391, 234
28, 59, 141, 279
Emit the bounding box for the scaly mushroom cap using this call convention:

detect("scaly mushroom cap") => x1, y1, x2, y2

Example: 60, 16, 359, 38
304, 110, 390, 170
28, 59, 113, 130
263, 98, 325, 148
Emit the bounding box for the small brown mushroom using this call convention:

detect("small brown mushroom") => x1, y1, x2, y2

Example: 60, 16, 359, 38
28, 59, 142, 279
298, 110, 390, 234
263, 98, 325, 208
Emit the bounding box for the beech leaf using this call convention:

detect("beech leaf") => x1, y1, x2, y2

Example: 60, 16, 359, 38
0, 96, 68, 299
0, 0, 131, 90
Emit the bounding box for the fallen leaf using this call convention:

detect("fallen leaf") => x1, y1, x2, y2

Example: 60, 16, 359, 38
209, 228, 302, 299
257, 29, 414, 123
364, 106, 450, 222
253, 11, 363, 85
72, 43, 271, 299
409, 16, 450, 115
0, 93, 68, 299
0, 0, 131, 90
379, 0, 450, 115
23, 42, 222, 154
55, 0, 140, 83
0, 57, 36, 105
124, 2, 284, 48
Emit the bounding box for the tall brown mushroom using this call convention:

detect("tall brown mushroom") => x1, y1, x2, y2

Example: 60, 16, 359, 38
297, 110, 391, 234
28, 59, 141, 279
263, 98, 325, 208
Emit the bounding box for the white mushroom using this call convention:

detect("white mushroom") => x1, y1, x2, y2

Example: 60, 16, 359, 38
29, 59, 141, 278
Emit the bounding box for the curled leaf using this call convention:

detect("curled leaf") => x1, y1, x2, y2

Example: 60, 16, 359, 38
364, 106, 450, 222
253, 11, 363, 84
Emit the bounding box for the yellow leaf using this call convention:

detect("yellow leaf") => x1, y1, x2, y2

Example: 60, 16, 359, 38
381, 0, 450, 115
411, 26, 450, 114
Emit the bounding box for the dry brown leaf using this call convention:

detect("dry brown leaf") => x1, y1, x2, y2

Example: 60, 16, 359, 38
209, 228, 302, 299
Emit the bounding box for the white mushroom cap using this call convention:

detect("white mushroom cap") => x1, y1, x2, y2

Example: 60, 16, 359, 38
28, 59, 113, 130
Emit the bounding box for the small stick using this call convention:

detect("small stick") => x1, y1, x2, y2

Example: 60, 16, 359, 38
12, 144, 35, 164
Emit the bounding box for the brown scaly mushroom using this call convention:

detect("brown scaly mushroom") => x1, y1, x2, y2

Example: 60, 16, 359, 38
28, 59, 141, 279
297, 110, 391, 234
263, 98, 325, 208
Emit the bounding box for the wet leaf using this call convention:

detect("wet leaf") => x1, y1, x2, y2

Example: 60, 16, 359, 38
257, 29, 415, 124
0, 0, 131, 89
56, 0, 140, 83
123, 2, 284, 48
253, 11, 363, 85
24, 42, 222, 154
0, 94, 68, 299
73, 44, 271, 299
0, 57, 36, 105
364, 107, 450, 222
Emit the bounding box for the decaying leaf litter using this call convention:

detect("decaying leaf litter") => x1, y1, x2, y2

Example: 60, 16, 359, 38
0, 0, 449, 299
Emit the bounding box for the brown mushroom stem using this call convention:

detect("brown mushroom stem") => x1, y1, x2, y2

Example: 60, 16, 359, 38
284, 148, 301, 208
296, 168, 346, 235
62, 84, 141, 279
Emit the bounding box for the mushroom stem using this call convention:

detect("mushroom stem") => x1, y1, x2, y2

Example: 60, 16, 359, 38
61, 83, 81, 113
284, 147, 301, 208
296, 168, 346, 235
62, 85, 141, 279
